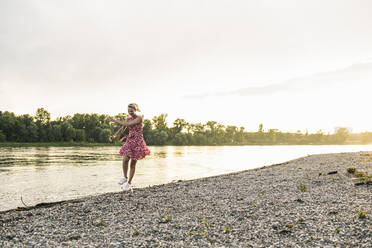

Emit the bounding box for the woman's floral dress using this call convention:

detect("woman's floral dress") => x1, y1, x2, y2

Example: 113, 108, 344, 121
119, 117, 150, 160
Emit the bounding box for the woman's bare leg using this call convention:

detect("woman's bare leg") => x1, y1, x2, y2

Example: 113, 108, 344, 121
128, 159, 137, 184
122, 156, 130, 179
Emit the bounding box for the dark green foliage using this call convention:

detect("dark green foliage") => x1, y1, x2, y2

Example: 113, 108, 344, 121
223, 225, 231, 233
0, 130, 5, 142
1, 109, 372, 145
357, 211, 367, 219
297, 183, 307, 192
94, 219, 107, 227
99, 128, 112, 143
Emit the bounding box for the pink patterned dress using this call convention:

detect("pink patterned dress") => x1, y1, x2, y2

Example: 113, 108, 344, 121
119, 117, 150, 160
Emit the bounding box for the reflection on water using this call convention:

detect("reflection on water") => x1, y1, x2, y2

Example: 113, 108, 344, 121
1, 145, 372, 211
153, 151, 168, 159
0, 147, 121, 168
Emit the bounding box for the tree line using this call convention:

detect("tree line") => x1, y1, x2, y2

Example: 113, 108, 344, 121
1, 108, 372, 145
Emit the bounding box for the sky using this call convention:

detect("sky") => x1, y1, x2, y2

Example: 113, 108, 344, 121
1, 0, 372, 133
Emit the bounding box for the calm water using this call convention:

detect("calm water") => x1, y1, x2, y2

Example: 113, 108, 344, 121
1, 145, 372, 211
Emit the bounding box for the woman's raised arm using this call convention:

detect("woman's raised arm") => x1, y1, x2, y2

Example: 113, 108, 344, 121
108, 115, 143, 127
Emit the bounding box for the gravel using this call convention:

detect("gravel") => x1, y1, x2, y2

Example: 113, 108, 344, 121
1, 152, 371, 247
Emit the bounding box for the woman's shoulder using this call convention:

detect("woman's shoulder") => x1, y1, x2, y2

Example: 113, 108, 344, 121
126, 115, 143, 121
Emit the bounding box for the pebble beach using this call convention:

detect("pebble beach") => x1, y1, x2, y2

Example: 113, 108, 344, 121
1, 151, 371, 247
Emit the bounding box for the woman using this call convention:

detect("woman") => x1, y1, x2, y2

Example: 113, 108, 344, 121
108, 103, 150, 191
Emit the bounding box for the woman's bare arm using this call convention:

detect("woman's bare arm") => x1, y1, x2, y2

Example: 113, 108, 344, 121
114, 126, 126, 137
108, 115, 143, 127
109, 126, 126, 142
108, 117, 125, 126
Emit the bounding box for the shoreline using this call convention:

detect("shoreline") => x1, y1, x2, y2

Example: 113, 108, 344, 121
0, 159, 294, 214
1, 142, 371, 147
1, 152, 371, 247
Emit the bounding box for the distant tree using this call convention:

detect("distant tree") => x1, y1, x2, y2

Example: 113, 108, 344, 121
142, 119, 153, 144
361, 132, 372, 144
0, 111, 17, 141
61, 123, 75, 142
143, 119, 152, 134
114, 113, 128, 122
173, 118, 187, 133
2, 108, 372, 145
0, 130, 6, 142
225, 125, 238, 144
169, 118, 188, 141
50, 124, 63, 141
75, 129, 86, 142
334, 127, 351, 144
152, 114, 168, 131
71, 114, 86, 130
153, 130, 168, 145
35, 108, 51, 125
258, 123, 264, 133
173, 132, 188, 145
99, 128, 112, 143
236, 126, 245, 144
268, 129, 280, 143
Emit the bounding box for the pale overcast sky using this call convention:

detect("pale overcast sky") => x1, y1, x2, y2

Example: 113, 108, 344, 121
1, 0, 372, 133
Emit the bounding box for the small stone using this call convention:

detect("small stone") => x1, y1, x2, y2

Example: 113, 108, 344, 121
327, 171, 338, 175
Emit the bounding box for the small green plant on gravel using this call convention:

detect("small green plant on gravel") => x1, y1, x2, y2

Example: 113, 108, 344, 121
286, 224, 294, 228
259, 193, 263, 198
94, 219, 107, 227
346, 167, 356, 174
298, 217, 305, 223
358, 211, 367, 219
202, 220, 214, 228
335, 228, 341, 233
159, 215, 172, 223
360, 152, 372, 157
320, 162, 325, 165
355, 170, 367, 178
208, 237, 216, 244
297, 183, 307, 192
223, 225, 231, 233
188, 231, 193, 236
133, 230, 140, 236
352, 169, 372, 184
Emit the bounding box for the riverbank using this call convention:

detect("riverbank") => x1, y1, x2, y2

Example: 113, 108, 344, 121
0, 142, 120, 147
1, 142, 371, 147
1, 152, 371, 247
